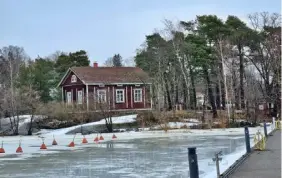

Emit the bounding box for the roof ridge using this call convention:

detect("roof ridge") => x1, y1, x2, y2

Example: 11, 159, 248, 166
71, 66, 139, 68
67, 66, 150, 84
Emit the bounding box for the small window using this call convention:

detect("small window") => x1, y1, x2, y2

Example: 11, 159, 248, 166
71, 75, 77, 83
134, 88, 142, 102
116, 89, 125, 103
77, 90, 83, 104
97, 90, 107, 103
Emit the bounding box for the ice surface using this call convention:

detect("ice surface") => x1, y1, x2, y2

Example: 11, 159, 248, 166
0, 114, 275, 178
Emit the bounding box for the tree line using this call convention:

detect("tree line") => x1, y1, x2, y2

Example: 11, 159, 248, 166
134, 12, 281, 119
0, 11, 280, 135
0, 46, 123, 134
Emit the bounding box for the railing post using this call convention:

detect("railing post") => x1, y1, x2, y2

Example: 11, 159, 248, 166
272, 117, 276, 131
188, 147, 199, 178
263, 121, 268, 138
214, 151, 222, 178
244, 127, 251, 153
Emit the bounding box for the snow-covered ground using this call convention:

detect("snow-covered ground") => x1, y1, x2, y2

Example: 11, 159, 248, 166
0, 115, 45, 135
0, 114, 276, 178
41, 114, 138, 136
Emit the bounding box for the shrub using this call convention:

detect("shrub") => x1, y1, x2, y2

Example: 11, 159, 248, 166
180, 124, 188, 129
137, 111, 172, 131
136, 111, 158, 127
175, 110, 197, 119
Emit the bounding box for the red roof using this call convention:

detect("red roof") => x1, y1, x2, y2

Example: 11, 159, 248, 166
69, 66, 151, 84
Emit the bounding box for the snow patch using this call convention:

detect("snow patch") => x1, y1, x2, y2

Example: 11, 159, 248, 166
45, 114, 137, 136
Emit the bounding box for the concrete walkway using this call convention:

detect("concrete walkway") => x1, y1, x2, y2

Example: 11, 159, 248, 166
230, 130, 281, 178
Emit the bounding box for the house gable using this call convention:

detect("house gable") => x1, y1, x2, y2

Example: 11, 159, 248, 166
59, 69, 84, 86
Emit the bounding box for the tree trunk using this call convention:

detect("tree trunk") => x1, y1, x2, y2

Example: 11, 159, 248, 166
189, 67, 197, 109
232, 69, 240, 110
218, 63, 226, 110
203, 66, 217, 118
105, 117, 113, 133
175, 80, 179, 105
246, 101, 250, 122
170, 74, 176, 107
15, 115, 19, 135
276, 84, 281, 118
183, 80, 188, 110
152, 85, 156, 109
163, 92, 167, 110
201, 89, 207, 129
218, 40, 226, 110
215, 83, 221, 109
27, 114, 34, 135
220, 80, 226, 110
254, 106, 258, 125
164, 73, 172, 110
238, 46, 245, 109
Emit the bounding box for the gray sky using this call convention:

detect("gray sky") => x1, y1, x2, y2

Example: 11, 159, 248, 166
0, 0, 280, 65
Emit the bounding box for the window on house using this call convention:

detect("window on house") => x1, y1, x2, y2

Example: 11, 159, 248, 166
67, 92, 72, 104
134, 88, 142, 102
97, 90, 107, 103
71, 75, 77, 83
116, 89, 125, 103
77, 90, 83, 104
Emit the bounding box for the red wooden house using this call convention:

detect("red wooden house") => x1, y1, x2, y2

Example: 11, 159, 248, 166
58, 62, 152, 111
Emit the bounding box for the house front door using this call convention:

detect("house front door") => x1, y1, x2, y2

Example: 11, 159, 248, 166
67, 92, 72, 104
78, 90, 83, 104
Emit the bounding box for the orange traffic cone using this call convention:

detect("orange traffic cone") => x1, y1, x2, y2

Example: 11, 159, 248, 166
52, 139, 58, 145
68, 141, 75, 147
99, 135, 104, 141
16, 146, 23, 153
52, 135, 58, 145
40, 138, 47, 150
40, 143, 47, 149
16, 140, 23, 153
40, 141, 47, 150
82, 136, 88, 144
68, 135, 76, 147
0, 148, 4, 153
0, 141, 5, 153
112, 134, 117, 139
94, 134, 99, 143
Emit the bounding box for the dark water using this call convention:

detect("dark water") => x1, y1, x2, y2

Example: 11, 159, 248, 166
0, 135, 245, 178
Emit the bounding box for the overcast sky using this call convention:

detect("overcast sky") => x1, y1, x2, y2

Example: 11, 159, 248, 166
0, 0, 280, 65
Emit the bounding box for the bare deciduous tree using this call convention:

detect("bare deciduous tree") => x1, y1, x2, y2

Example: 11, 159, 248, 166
0, 46, 27, 135
246, 12, 281, 116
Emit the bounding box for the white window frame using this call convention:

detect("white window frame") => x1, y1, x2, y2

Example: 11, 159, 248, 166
97, 89, 107, 103
71, 75, 77, 83
115, 89, 125, 103
77, 90, 83, 104
134, 88, 143, 103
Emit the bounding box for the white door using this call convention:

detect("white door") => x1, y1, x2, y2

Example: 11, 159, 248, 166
67, 92, 72, 104
78, 90, 83, 104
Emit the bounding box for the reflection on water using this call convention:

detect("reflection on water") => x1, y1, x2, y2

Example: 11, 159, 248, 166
0, 135, 245, 178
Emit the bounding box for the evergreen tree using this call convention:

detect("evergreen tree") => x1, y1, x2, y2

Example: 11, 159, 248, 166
112, 54, 123, 67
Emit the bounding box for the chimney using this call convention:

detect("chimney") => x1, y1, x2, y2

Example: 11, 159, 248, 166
93, 61, 98, 68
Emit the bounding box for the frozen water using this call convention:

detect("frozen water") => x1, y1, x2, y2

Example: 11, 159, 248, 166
0, 113, 274, 178
0, 134, 247, 178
